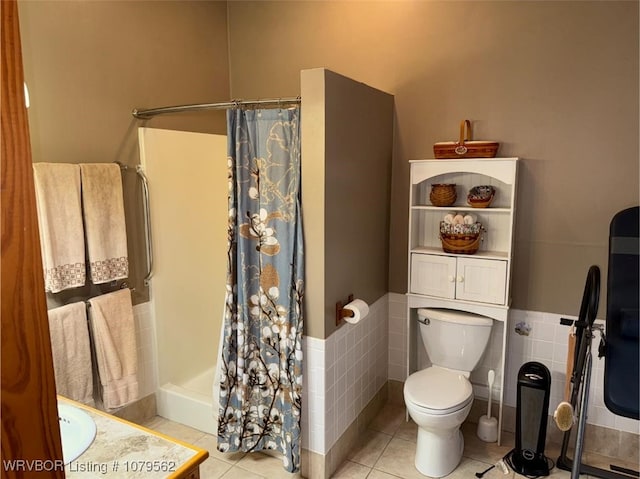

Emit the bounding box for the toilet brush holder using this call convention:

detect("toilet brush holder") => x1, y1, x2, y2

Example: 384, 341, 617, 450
477, 411, 498, 443
477, 370, 498, 443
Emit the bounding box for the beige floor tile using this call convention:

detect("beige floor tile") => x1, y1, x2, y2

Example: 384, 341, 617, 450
142, 416, 207, 445
583, 450, 640, 476
544, 466, 571, 478
367, 470, 404, 479
194, 434, 247, 464
394, 419, 417, 443
348, 430, 393, 467
443, 456, 514, 479
372, 437, 424, 479
461, 422, 515, 464
221, 466, 266, 478
236, 451, 302, 479
369, 404, 406, 436
331, 460, 371, 478
199, 456, 234, 479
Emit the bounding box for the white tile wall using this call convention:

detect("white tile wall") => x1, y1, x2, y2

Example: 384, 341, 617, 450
133, 301, 158, 399
388, 293, 407, 381
302, 295, 389, 454
387, 295, 639, 435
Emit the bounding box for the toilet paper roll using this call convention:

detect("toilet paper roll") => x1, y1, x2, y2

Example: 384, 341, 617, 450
453, 214, 465, 225
343, 299, 369, 324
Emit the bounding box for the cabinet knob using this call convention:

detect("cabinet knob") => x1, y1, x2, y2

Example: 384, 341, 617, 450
448, 275, 455, 282
457, 275, 464, 283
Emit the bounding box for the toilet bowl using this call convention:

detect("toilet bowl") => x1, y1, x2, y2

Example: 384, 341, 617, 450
403, 308, 493, 478
404, 366, 474, 477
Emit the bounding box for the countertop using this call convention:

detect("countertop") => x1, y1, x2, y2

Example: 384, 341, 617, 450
59, 397, 208, 478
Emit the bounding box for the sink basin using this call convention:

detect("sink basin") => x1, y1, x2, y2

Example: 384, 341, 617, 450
57, 402, 97, 464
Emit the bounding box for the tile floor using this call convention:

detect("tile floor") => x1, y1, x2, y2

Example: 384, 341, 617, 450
142, 403, 637, 479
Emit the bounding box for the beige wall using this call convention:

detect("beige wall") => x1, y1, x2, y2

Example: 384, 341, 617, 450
301, 69, 394, 339
18, 0, 231, 301
324, 70, 394, 337
18, 0, 640, 320
228, 1, 639, 317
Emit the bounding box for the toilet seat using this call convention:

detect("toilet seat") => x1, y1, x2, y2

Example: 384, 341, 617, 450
404, 367, 473, 415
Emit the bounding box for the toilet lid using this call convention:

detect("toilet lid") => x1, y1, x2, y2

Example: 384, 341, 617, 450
404, 367, 473, 413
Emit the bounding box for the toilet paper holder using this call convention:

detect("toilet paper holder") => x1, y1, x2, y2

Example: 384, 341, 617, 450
336, 294, 355, 326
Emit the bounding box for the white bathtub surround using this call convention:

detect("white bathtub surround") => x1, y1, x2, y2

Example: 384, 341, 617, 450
302, 294, 389, 456
156, 367, 217, 435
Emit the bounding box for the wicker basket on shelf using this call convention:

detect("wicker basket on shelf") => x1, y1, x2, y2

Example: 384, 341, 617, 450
439, 221, 483, 254
433, 120, 499, 159
467, 185, 496, 208
430, 184, 457, 206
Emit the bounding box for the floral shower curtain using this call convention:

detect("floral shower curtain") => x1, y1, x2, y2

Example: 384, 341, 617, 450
217, 107, 304, 472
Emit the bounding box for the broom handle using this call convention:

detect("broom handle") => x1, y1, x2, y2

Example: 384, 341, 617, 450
565, 331, 576, 401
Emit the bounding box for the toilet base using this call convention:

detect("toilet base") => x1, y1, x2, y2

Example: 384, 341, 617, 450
414, 426, 464, 478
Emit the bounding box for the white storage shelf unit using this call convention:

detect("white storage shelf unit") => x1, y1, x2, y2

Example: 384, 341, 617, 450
408, 158, 518, 307
406, 157, 519, 445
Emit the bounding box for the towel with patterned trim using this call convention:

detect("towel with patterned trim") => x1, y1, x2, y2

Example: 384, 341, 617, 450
32, 162, 86, 292
79, 163, 129, 284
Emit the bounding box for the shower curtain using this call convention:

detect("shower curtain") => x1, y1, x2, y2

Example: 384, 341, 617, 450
217, 107, 304, 472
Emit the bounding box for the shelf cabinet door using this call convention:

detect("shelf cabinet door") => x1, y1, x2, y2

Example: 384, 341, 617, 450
455, 257, 507, 304
410, 254, 456, 298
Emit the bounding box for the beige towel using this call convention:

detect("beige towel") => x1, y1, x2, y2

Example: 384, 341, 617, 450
48, 302, 94, 406
88, 289, 138, 410
32, 163, 86, 292
79, 163, 129, 284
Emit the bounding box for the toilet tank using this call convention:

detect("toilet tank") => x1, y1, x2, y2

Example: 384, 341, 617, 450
418, 308, 493, 373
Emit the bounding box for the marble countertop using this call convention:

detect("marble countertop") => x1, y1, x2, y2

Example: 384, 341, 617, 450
60, 397, 208, 478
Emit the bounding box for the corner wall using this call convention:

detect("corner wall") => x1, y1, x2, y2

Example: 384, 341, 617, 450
301, 68, 394, 340
299, 68, 394, 478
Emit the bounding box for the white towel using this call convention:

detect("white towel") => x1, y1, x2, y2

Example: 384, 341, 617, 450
463, 214, 477, 225
48, 302, 94, 406
88, 289, 138, 410
80, 163, 129, 284
32, 163, 86, 292
443, 212, 456, 224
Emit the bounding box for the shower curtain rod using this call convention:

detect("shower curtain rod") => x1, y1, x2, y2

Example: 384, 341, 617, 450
131, 97, 301, 119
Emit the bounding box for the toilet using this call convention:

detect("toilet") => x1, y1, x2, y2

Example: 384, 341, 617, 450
403, 308, 494, 478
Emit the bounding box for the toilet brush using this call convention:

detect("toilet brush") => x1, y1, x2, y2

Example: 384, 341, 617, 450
477, 370, 498, 443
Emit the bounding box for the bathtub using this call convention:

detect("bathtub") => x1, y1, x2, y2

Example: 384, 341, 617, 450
156, 367, 218, 435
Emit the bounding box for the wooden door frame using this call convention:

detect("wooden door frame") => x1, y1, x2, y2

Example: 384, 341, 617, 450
1, 0, 64, 476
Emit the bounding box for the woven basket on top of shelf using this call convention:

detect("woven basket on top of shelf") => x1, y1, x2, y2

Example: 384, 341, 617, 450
439, 221, 483, 254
